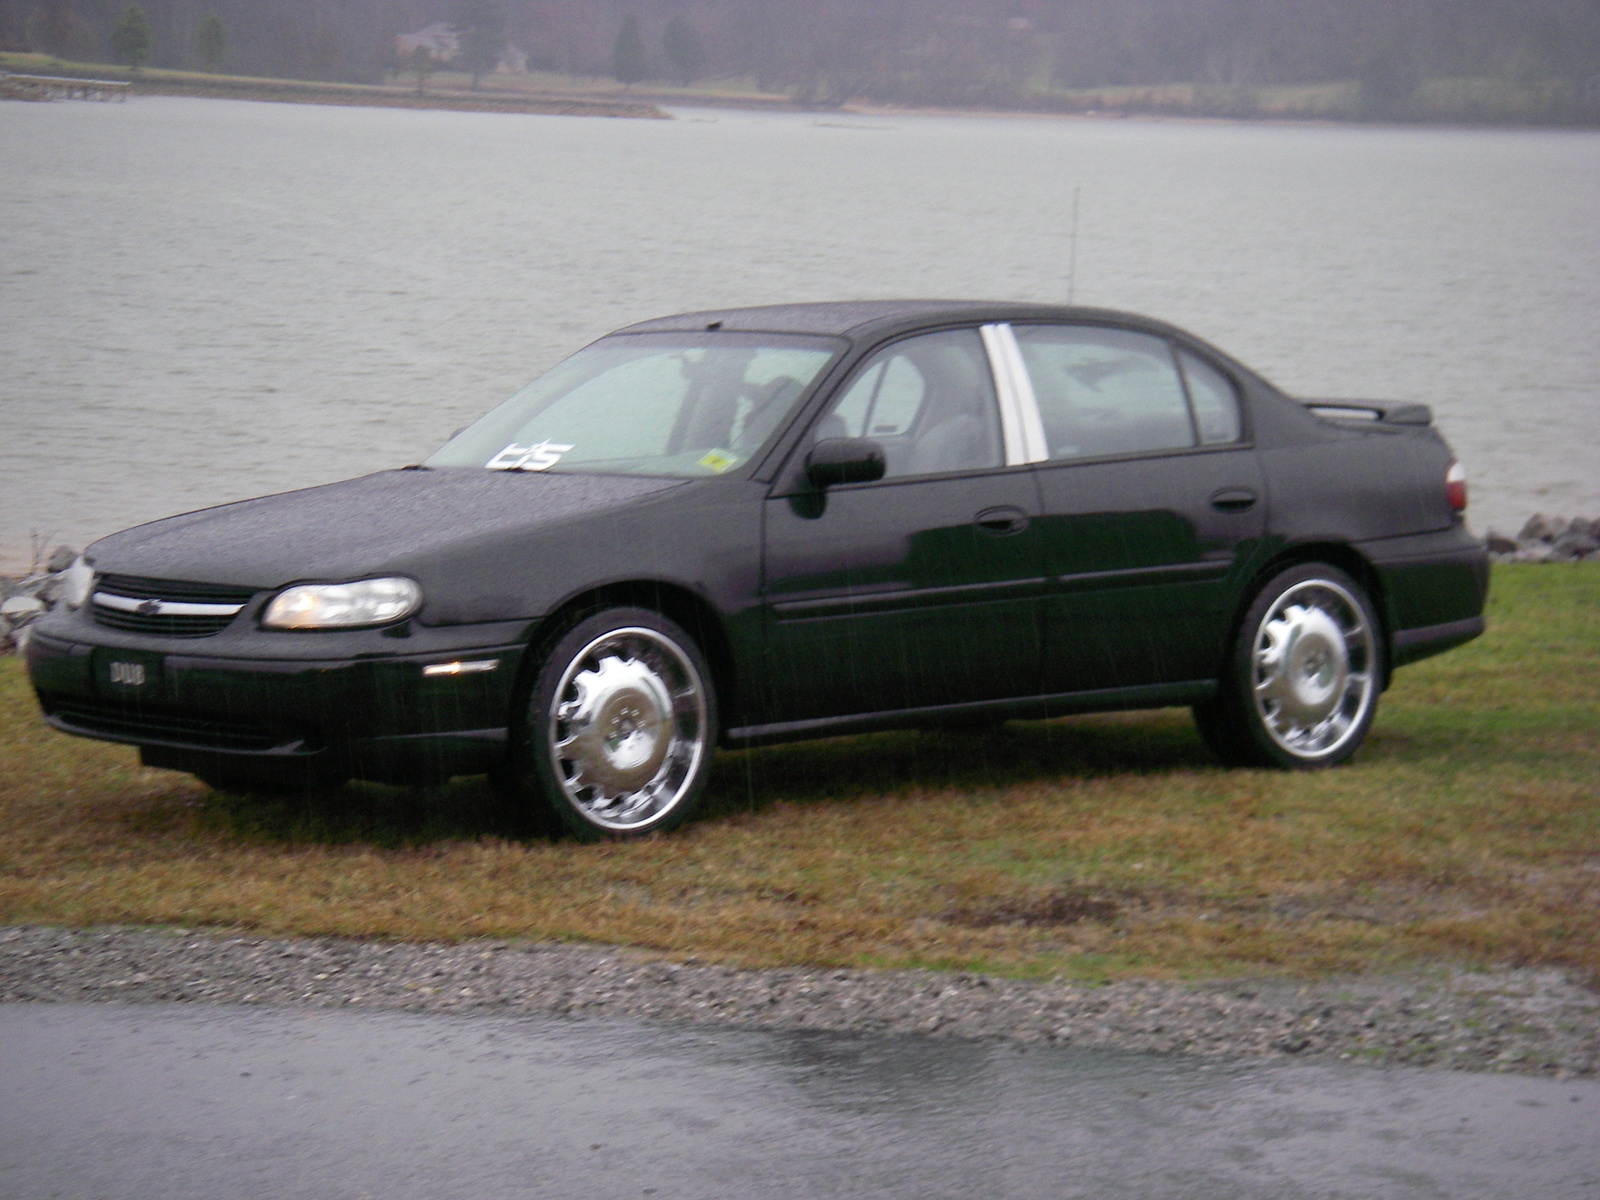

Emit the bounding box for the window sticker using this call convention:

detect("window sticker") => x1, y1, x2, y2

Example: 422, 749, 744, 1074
486, 441, 575, 471
697, 449, 740, 473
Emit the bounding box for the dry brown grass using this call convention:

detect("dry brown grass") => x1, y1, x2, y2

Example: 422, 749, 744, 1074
2, 563, 1596, 983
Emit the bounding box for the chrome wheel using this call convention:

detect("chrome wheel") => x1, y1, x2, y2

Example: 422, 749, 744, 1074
1249, 577, 1376, 761
547, 625, 709, 833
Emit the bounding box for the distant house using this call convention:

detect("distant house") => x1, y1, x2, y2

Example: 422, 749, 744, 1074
496, 44, 528, 75
393, 23, 458, 63
392, 24, 526, 74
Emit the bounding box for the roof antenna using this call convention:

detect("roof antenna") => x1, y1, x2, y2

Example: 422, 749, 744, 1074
1067, 186, 1081, 305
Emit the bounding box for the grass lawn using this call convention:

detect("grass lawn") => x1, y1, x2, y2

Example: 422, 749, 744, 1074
2, 564, 1595, 984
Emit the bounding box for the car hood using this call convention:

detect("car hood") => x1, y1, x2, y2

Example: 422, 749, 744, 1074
88, 469, 684, 592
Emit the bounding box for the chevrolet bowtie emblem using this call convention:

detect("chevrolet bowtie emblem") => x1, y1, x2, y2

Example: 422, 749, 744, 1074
136, 599, 162, 616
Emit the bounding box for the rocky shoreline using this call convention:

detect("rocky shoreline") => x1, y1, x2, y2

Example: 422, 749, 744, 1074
0, 542, 76, 657
1484, 513, 1600, 563
1, 925, 1595, 1077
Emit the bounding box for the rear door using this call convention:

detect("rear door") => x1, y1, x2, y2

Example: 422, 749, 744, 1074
759, 328, 1048, 724
1010, 324, 1267, 692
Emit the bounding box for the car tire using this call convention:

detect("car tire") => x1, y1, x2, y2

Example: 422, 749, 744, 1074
509, 607, 717, 840
1194, 563, 1382, 770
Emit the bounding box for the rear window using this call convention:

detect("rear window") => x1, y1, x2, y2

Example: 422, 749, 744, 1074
1014, 325, 1196, 459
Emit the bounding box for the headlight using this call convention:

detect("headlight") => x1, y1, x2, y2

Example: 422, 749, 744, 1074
262, 577, 422, 629
62, 556, 96, 609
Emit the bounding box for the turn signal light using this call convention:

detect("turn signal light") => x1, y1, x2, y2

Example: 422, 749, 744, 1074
1445, 459, 1468, 513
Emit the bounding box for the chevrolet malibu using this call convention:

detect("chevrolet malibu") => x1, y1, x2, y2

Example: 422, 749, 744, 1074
27, 301, 1488, 839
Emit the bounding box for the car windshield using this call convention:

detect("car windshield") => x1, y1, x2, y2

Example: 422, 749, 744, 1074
425, 332, 842, 478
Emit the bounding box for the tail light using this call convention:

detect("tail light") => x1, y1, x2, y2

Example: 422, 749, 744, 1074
1445, 458, 1468, 513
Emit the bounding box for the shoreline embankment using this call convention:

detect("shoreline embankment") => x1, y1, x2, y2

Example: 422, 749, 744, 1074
2, 59, 667, 119
6, 53, 1598, 129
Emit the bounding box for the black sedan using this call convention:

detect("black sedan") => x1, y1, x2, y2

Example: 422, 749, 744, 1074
27, 302, 1488, 839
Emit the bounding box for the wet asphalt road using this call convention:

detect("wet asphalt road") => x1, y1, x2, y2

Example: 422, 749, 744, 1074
2, 1003, 1596, 1200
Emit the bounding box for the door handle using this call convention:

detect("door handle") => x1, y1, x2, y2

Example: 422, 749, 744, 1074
975, 506, 1030, 536
1210, 488, 1258, 512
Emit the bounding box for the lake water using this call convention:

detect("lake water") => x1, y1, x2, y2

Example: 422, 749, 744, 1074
2, 96, 1597, 571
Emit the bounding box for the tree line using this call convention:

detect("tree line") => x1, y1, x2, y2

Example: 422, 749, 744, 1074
4, 0, 1597, 117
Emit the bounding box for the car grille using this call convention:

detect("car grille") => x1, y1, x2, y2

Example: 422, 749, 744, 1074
43, 696, 308, 753
92, 573, 258, 637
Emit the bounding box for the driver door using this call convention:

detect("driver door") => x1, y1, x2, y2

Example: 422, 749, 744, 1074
757, 328, 1048, 725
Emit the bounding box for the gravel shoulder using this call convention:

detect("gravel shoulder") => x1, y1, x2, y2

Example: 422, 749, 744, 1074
3, 925, 1595, 1077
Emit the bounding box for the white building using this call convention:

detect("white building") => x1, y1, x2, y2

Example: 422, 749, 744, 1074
393, 23, 459, 63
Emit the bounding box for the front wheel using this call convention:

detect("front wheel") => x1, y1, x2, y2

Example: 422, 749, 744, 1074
1194, 563, 1382, 769
509, 607, 717, 840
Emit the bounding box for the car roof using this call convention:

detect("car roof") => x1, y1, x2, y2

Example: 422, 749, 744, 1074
617, 300, 1177, 342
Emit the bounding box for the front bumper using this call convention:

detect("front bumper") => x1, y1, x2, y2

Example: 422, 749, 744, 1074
26, 608, 533, 785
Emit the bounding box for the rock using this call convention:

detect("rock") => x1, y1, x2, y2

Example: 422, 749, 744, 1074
1484, 530, 1518, 555
1569, 517, 1599, 541
1517, 514, 1568, 544
0, 595, 44, 619
0, 552, 79, 655
1549, 532, 1600, 562
8, 570, 66, 605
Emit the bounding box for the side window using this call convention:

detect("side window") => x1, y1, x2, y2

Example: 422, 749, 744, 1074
818, 329, 1002, 478
829, 355, 926, 439
1014, 325, 1196, 459
1177, 350, 1242, 445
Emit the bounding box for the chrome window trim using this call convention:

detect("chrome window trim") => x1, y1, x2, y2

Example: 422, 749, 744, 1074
92, 592, 246, 618
979, 323, 1049, 465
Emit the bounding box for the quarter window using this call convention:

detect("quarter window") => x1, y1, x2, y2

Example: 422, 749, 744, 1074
819, 329, 1002, 478
1014, 325, 1196, 459
1177, 349, 1243, 444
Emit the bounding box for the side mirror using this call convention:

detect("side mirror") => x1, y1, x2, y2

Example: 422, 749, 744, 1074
806, 437, 886, 488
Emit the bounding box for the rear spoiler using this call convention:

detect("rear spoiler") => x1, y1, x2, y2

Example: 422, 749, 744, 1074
1300, 398, 1433, 427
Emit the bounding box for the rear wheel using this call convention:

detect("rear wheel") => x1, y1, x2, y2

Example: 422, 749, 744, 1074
508, 607, 717, 840
1194, 563, 1381, 769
